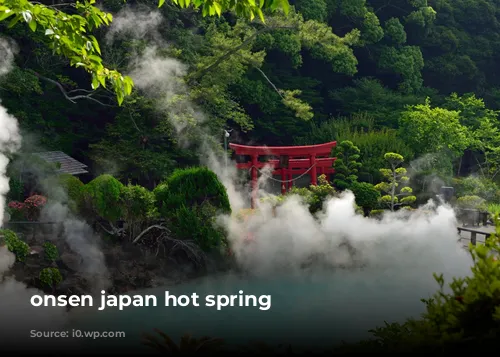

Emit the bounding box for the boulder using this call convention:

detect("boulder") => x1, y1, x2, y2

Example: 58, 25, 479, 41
60, 253, 83, 271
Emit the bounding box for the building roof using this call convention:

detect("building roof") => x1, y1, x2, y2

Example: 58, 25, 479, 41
33, 151, 88, 175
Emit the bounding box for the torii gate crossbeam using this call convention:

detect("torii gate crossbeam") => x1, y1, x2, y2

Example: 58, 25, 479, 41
229, 141, 337, 208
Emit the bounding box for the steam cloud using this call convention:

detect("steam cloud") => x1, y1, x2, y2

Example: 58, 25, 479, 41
0, 37, 68, 350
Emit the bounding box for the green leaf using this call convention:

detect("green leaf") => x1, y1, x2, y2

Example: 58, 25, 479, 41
256, 7, 265, 22
213, 2, 222, 16
0, 10, 15, 22
7, 14, 21, 28
90, 35, 101, 55
280, 0, 289, 14
97, 74, 106, 88
88, 54, 103, 63
158, 0, 165, 7
28, 19, 37, 32
91, 75, 100, 90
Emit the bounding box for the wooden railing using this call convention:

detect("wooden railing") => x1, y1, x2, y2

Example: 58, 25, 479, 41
457, 226, 492, 245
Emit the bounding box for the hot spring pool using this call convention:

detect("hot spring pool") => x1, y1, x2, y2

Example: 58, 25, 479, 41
66, 266, 465, 353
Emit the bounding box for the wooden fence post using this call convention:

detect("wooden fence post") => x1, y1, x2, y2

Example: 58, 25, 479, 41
471, 231, 477, 245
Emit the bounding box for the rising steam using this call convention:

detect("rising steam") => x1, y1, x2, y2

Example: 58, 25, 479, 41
0, 37, 68, 349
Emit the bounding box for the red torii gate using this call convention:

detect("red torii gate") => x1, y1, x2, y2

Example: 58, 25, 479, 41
229, 141, 337, 208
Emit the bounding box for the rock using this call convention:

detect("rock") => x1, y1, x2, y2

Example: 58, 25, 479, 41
29, 245, 44, 255
60, 253, 83, 271
57, 275, 88, 296
2, 211, 10, 224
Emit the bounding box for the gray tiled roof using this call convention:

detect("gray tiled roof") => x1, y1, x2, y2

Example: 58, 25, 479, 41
33, 151, 88, 175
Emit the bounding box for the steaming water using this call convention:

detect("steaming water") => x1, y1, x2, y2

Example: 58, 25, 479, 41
68, 272, 450, 353
68, 193, 473, 353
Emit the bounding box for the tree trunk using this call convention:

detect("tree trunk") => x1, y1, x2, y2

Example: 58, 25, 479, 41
391, 165, 396, 212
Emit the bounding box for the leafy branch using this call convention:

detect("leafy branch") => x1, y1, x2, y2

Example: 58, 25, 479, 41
0, 0, 290, 105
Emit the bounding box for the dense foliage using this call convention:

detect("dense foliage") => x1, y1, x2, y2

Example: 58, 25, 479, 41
0, 228, 29, 261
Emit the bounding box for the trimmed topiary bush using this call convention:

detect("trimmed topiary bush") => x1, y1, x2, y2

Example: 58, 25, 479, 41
169, 203, 227, 251
160, 167, 231, 214
0, 229, 29, 261
43, 242, 59, 262
58, 173, 85, 212
152, 183, 170, 218
453, 176, 500, 203
39, 267, 63, 288
122, 184, 157, 222
456, 195, 486, 210
156, 167, 231, 251
351, 181, 380, 215
369, 209, 385, 218
83, 174, 124, 221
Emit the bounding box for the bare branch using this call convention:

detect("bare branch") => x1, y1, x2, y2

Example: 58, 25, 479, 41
133, 224, 170, 244
132, 224, 206, 266
33, 72, 117, 107
252, 66, 284, 99
67, 88, 95, 95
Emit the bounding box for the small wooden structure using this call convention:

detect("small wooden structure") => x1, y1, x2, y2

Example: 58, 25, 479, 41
33, 151, 88, 175
229, 141, 337, 208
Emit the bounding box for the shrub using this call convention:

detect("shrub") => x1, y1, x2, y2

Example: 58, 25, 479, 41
83, 174, 124, 221
42, 242, 59, 262
0, 229, 29, 262
156, 167, 231, 251
57, 174, 84, 213
152, 183, 170, 218
456, 195, 486, 210
169, 203, 227, 251
369, 209, 385, 218
122, 184, 157, 222
288, 174, 336, 214
39, 267, 63, 288
453, 177, 500, 203
23, 195, 47, 221
158, 167, 231, 214
7, 201, 25, 221
7, 176, 24, 202
351, 182, 380, 215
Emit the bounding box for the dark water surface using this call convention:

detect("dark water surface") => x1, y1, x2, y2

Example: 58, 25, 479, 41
67, 268, 453, 353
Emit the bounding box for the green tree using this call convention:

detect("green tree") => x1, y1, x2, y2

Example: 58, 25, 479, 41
0, 0, 291, 105
374, 152, 416, 212
399, 98, 469, 176
333, 140, 362, 190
